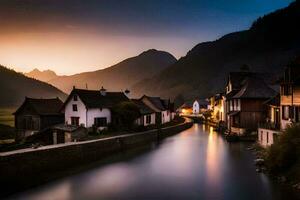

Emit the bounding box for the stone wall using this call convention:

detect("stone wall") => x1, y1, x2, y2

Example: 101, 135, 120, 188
0, 119, 192, 196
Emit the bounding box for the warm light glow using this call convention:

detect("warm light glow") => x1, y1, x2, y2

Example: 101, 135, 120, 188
206, 126, 221, 185
0, 32, 191, 75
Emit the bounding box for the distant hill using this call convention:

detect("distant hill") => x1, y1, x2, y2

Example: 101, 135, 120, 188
132, 1, 300, 100
0, 65, 66, 107
48, 49, 177, 94
25, 68, 58, 82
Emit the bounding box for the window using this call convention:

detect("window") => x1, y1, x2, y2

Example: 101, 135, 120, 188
146, 115, 151, 124
94, 117, 107, 127
72, 104, 78, 111
71, 117, 79, 126
266, 132, 269, 144
73, 95, 78, 101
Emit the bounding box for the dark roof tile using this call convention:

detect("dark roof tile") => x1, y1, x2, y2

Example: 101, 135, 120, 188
15, 98, 63, 115
72, 89, 129, 108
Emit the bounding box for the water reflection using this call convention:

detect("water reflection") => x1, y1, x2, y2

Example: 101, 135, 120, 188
11, 124, 299, 200
206, 126, 221, 186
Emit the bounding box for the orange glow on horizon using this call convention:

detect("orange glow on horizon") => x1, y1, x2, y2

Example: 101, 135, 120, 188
0, 32, 191, 75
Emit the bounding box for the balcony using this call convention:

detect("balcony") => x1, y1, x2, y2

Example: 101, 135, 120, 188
258, 122, 280, 131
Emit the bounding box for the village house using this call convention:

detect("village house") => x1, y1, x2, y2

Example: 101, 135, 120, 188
192, 99, 209, 115
131, 99, 156, 126
280, 63, 300, 130
62, 87, 129, 130
14, 97, 64, 140
209, 93, 225, 123
225, 72, 277, 135
258, 94, 281, 147
178, 99, 209, 115
140, 95, 175, 124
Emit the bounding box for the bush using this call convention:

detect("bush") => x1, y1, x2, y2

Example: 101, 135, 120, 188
112, 101, 140, 131
266, 124, 300, 174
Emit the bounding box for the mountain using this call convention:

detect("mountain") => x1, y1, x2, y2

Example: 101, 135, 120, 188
0, 65, 66, 107
48, 49, 177, 94
132, 1, 300, 100
25, 68, 58, 82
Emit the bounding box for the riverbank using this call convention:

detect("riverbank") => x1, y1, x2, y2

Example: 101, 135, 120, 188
251, 131, 300, 193
8, 123, 300, 200
0, 118, 193, 197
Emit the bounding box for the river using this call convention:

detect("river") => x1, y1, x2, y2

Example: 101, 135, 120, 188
10, 124, 299, 200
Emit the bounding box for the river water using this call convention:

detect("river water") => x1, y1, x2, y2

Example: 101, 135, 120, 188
10, 124, 299, 200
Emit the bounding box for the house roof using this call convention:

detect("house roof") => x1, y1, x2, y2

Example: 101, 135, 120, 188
142, 95, 166, 111
228, 71, 277, 91
263, 94, 280, 107
51, 124, 86, 132
131, 99, 155, 114
14, 97, 63, 115
228, 72, 252, 90
225, 90, 238, 99
232, 76, 277, 99
63, 88, 129, 109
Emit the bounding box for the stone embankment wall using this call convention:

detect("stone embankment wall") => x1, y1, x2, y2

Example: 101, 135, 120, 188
0, 119, 193, 195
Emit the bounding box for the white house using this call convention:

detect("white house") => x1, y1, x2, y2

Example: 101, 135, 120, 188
193, 99, 209, 115
193, 100, 200, 115
62, 87, 129, 130
140, 95, 175, 124
132, 99, 156, 126
258, 94, 281, 147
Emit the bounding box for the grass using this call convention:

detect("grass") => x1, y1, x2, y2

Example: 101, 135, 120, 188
0, 107, 15, 127
0, 108, 16, 142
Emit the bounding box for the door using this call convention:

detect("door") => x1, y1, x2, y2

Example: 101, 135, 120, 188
57, 131, 65, 144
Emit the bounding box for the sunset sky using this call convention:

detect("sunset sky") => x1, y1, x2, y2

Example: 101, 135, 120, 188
0, 0, 293, 75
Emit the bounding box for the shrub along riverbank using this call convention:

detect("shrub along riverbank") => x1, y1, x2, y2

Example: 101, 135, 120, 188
265, 124, 300, 188
253, 125, 300, 190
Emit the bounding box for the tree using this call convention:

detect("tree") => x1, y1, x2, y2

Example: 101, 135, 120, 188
112, 101, 140, 130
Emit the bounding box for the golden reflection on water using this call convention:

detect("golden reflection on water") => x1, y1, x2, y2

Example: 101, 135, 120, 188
206, 125, 221, 185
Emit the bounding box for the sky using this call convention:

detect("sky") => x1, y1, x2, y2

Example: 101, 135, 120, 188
0, 0, 294, 75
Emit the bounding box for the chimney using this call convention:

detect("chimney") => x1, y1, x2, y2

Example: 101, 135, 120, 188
100, 86, 106, 96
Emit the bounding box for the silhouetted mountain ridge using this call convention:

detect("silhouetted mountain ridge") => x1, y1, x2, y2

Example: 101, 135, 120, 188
48, 49, 177, 93
0, 65, 66, 107
132, 1, 300, 100
25, 68, 58, 82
